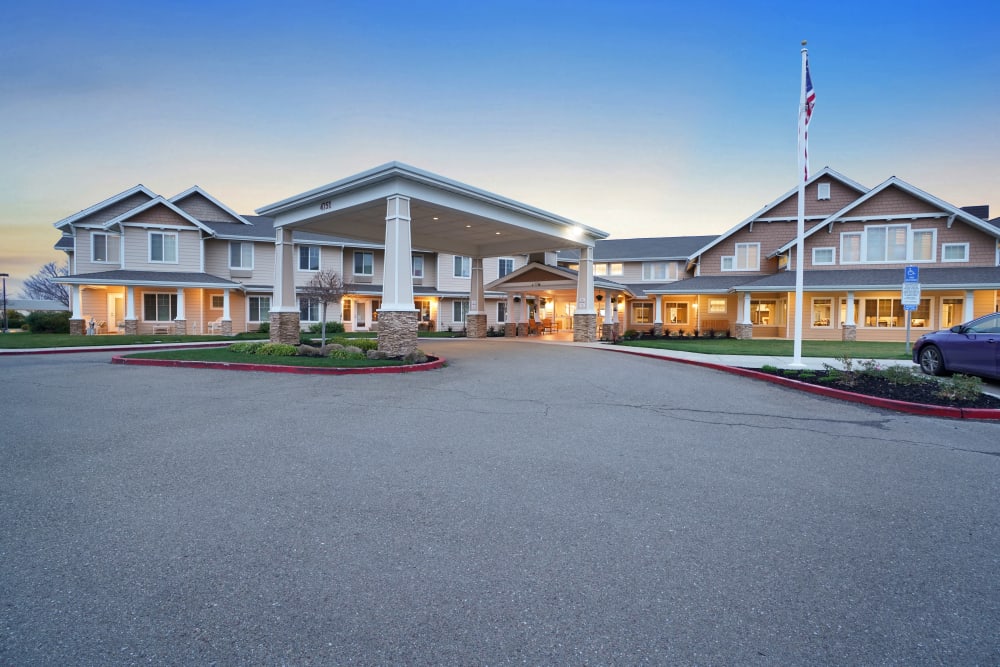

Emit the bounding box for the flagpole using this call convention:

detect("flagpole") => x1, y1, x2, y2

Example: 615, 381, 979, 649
791, 41, 808, 368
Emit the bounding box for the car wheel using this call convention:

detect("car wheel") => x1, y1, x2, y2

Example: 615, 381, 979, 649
919, 344, 946, 376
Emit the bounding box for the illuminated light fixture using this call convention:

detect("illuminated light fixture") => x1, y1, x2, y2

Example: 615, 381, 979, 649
432, 217, 439, 220
495, 231, 501, 235
465, 224, 472, 228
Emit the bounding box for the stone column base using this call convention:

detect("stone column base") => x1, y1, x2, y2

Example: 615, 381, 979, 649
602, 323, 617, 342
174, 319, 187, 336
70, 319, 85, 336
466, 313, 487, 339
504, 323, 516, 337
574, 313, 598, 342
517, 323, 528, 337
735, 322, 753, 340
841, 324, 857, 342
653, 323, 663, 337
221, 320, 233, 336
270, 311, 301, 345
378, 310, 418, 357
124, 320, 138, 336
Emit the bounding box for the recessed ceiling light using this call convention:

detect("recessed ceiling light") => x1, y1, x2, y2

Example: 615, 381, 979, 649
495, 231, 501, 235
432, 217, 439, 220
465, 224, 472, 228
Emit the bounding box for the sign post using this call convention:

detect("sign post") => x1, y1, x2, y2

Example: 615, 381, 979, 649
901, 266, 921, 353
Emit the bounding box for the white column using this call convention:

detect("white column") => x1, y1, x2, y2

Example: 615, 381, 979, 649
654, 296, 662, 325
272, 227, 296, 312
125, 286, 136, 320
381, 195, 415, 312
70, 285, 82, 319
741, 292, 752, 324
575, 246, 596, 313
470, 257, 485, 314
609, 294, 619, 325
964, 290, 975, 321
222, 288, 231, 321
176, 288, 186, 320
506, 294, 514, 324
845, 290, 855, 326
518, 295, 528, 323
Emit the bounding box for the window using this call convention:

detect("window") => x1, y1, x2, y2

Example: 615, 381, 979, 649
453, 256, 471, 278
230, 241, 253, 269
249, 296, 270, 322
497, 301, 507, 323
911, 230, 934, 261
149, 232, 178, 263
839, 298, 860, 325
942, 243, 969, 262
91, 232, 116, 263
813, 247, 835, 265
299, 297, 320, 322
633, 302, 653, 324
415, 299, 431, 322
593, 263, 608, 276
354, 251, 374, 276
841, 233, 862, 263
862, 298, 918, 328
940, 298, 963, 328
708, 298, 727, 314
452, 300, 469, 322
210, 295, 224, 309
750, 300, 777, 326
498, 257, 514, 278
412, 255, 424, 278
812, 298, 833, 327
371, 299, 380, 322
143, 293, 177, 321
722, 243, 760, 271
665, 301, 689, 325
298, 245, 319, 271
609, 263, 624, 276
817, 182, 831, 200
342, 299, 352, 322
642, 262, 678, 281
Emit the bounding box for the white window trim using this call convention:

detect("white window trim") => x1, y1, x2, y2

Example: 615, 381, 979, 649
453, 256, 471, 279
817, 182, 831, 200
452, 300, 469, 322
91, 231, 112, 263
722, 242, 760, 272
148, 231, 178, 264
248, 296, 270, 322
707, 298, 727, 314
632, 301, 653, 324
298, 245, 320, 272
811, 297, 834, 328
642, 261, 677, 281
412, 255, 424, 278
210, 295, 224, 310
840, 232, 862, 264
496, 301, 507, 323
842, 224, 941, 265
812, 247, 836, 265
941, 242, 969, 263
498, 257, 515, 278
229, 241, 254, 270
354, 251, 374, 276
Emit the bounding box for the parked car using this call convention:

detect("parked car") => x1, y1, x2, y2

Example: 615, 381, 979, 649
913, 312, 1000, 380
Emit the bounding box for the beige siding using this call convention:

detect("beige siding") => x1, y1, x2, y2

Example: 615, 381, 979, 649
73, 192, 153, 227
699, 221, 792, 277
436, 253, 472, 292
768, 178, 862, 218
173, 192, 242, 223
74, 231, 122, 274
122, 227, 201, 272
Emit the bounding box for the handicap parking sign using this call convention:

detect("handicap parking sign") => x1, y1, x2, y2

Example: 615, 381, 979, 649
904, 266, 919, 282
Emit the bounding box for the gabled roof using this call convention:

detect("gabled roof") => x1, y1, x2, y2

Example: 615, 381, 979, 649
169, 185, 250, 225
774, 176, 1000, 255
484, 261, 633, 296
54, 236, 74, 251
686, 167, 870, 265
558, 235, 718, 262
53, 184, 157, 230
101, 196, 216, 234
57, 270, 241, 289
646, 275, 762, 295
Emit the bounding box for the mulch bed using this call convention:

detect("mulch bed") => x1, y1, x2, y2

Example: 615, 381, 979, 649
752, 368, 1000, 409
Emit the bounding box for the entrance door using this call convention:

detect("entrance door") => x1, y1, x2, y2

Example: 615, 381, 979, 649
108, 294, 123, 333
355, 302, 368, 330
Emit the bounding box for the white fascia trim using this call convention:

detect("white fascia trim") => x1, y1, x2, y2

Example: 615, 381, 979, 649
101, 196, 216, 234
255, 161, 609, 240
53, 184, 157, 229
685, 167, 871, 266
58, 277, 242, 289
169, 185, 250, 225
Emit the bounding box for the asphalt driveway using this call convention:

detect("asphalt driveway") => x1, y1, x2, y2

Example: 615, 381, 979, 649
1, 339, 998, 665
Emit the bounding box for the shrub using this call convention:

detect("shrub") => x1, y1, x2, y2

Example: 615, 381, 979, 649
879, 365, 923, 386
937, 374, 983, 403
623, 329, 638, 340
25, 311, 70, 333
328, 348, 366, 361
256, 343, 298, 356
256, 322, 270, 334
328, 337, 377, 351
761, 364, 779, 373
3, 310, 25, 329
229, 341, 266, 354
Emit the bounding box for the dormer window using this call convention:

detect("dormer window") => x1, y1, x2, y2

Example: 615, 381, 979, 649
817, 182, 831, 200
721, 243, 760, 271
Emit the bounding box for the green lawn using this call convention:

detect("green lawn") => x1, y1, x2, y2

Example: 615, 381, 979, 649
126, 347, 407, 368
618, 337, 914, 360
0, 332, 264, 349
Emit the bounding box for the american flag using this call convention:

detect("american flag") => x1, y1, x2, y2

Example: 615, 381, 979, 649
798, 56, 816, 181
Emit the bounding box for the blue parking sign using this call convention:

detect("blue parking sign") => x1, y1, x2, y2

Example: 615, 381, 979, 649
904, 266, 919, 282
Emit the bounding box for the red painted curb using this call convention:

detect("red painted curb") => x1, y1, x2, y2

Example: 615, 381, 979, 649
600, 347, 1000, 421
111, 354, 446, 375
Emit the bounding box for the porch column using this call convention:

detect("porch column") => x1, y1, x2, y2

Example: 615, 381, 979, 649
653, 296, 663, 336
174, 288, 187, 335
735, 292, 753, 340
69, 285, 84, 335
516, 295, 528, 336
221, 288, 233, 335
467, 257, 487, 338
602, 290, 616, 341
573, 246, 597, 342
378, 195, 418, 356
504, 293, 516, 337
964, 290, 975, 321
842, 290, 856, 342
270, 226, 300, 344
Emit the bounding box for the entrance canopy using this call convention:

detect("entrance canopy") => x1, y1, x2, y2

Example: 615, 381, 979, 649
256, 162, 608, 257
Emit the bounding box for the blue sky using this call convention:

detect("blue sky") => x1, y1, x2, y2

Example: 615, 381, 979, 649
2, 0, 998, 290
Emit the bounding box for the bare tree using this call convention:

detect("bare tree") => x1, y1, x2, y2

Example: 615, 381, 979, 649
299, 269, 346, 347
20, 261, 70, 306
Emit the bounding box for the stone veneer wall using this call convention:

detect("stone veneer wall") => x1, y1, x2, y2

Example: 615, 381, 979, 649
378, 310, 418, 357
517, 323, 528, 337
466, 313, 487, 338
504, 323, 517, 337
653, 323, 663, 336
735, 322, 753, 340
602, 323, 617, 342
173, 319, 187, 336
124, 320, 138, 336
70, 319, 85, 336
270, 311, 301, 344
573, 313, 598, 342
841, 324, 857, 342
221, 320, 233, 336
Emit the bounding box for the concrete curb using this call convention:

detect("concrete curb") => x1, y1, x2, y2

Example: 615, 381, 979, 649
111, 354, 446, 375
599, 347, 1000, 421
